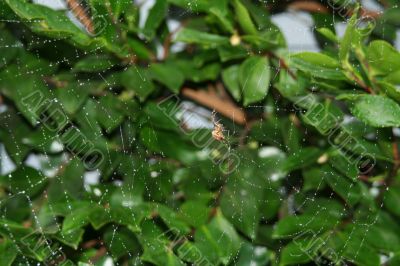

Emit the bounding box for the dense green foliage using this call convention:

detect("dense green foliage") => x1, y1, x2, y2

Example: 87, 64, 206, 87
1, 0, 400, 265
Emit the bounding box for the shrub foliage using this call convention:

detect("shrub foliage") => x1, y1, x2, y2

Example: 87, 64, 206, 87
1, 0, 400, 265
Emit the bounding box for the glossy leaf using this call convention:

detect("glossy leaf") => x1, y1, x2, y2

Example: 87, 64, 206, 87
239, 56, 270, 105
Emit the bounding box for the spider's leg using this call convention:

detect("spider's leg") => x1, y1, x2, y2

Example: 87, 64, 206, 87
211, 110, 217, 120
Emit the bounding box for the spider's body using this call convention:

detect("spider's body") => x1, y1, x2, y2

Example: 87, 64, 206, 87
212, 123, 225, 141
211, 111, 225, 141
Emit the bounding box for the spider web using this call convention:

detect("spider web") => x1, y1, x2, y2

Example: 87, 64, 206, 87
0, 0, 397, 265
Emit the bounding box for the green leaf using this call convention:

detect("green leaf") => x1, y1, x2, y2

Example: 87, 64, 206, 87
142, 0, 168, 39
179, 201, 210, 228
5, 0, 91, 46
217, 45, 248, 62
0, 194, 31, 222
149, 63, 184, 93
167, 0, 229, 15
73, 55, 117, 73
0, 238, 18, 265
0, 167, 48, 197
241, 31, 280, 49
140, 126, 198, 165
272, 214, 339, 239
384, 69, 400, 85
323, 166, 361, 206
167, 0, 209, 12
0, 74, 53, 126
290, 52, 346, 80
303, 198, 345, 219
368, 40, 400, 75
222, 65, 241, 101
87, 0, 121, 43
232, 0, 257, 35
55, 228, 84, 249
62, 204, 94, 233
172, 60, 221, 83
118, 67, 155, 100
339, 8, 359, 62
209, 5, 234, 33
56, 81, 90, 115
301, 99, 343, 135
302, 167, 328, 192
153, 204, 191, 235
220, 164, 264, 239
343, 94, 400, 127
103, 227, 140, 259
378, 81, 400, 103
0, 109, 31, 164
192, 210, 242, 265
221, 149, 285, 238
127, 38, 153, 60
23, 126, 61, 154
384, 186, 400, 217
95, 94, 125, 133
0, 29, 20, 69
235, 242, 270, 266
282, 147, 322, 172
328, 149, 359, 181
279, 239, 313, 265
175, 28, 229, 46
327, 230, 380, 266
138, 220, 185, 266
260, 189, 282, 220
317, 27, 339, 43
3, 1, 400, 264
109, 0, 132, 18
59, 158, 85, 200
388, 254, 400, 266
239, 56, 270, 105
143, 101, 180, 131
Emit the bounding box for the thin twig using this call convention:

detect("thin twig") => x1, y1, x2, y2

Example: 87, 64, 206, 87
348, 70, 374, 94
181, 86, 247, 125
287, 1, 382, 19
162, 21, 187, 60
65, 0, 94, 34
266, 51, 296, 80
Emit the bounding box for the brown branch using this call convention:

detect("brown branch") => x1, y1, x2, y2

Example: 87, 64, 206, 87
81, 239, 102, 249
393, 141, 400, 166
390, 137, 400, 181
348, 71, 374, 94
287, 1, 382, 19
358, 175, 370, 182
43, 77, 67, 88
266, 51, 296, 80
89, 246, 108, 263
377, 133, 400, 203
162, 21, 187, 61
359, 9, 382, 19
287, 1, 329, 13
378, 0, 390, 8
65, 0, 94, 34
181, 86, 247, 125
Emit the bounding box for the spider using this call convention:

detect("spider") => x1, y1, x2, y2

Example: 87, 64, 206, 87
211, 110, 226, 142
